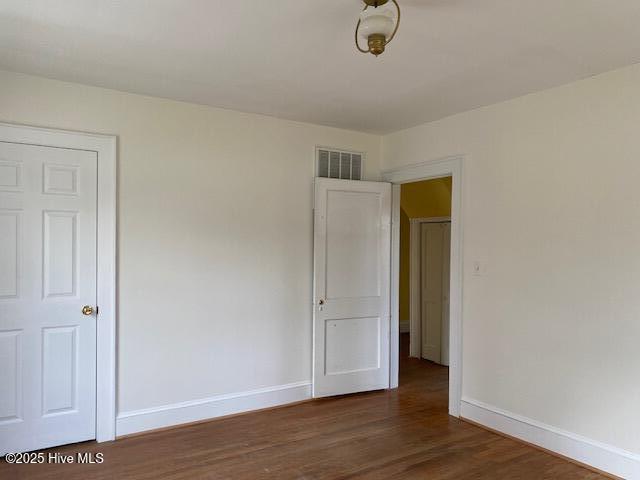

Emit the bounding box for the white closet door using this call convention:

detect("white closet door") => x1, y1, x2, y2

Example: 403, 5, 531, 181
441, 223, 451, 366
0, 142, 97, 454
420, 222, 444, 363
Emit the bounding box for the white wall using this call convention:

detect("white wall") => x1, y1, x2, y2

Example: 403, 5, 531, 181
0, 70, 381, 425
4, 61, 640, 473
383, 64, 640, 457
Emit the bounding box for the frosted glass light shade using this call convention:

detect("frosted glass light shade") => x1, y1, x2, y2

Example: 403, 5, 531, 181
359, 5, 396, 40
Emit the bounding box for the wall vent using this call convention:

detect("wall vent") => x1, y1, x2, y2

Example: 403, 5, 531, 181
316, 148, 363, 180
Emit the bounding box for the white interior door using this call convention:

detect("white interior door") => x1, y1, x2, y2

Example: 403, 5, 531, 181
313, 178, 391, 398
0, 142, 97, 454
420, 222, 450, 365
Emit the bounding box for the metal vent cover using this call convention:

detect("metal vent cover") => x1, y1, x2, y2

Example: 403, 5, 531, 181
317, 148, 363, 180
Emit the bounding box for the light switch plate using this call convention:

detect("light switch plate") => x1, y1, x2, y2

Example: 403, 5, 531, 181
472, 260, 488, 276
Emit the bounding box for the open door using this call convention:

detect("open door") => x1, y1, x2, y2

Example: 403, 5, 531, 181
313, 178, 391, 398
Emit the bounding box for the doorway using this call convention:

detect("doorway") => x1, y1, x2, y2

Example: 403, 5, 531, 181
311, 155, 463, 417
0, 123, 117, 454
399, 178, 452, 376
384, 156, 464, 417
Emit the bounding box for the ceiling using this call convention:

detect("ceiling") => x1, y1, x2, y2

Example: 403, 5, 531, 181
2, 1, 640, 134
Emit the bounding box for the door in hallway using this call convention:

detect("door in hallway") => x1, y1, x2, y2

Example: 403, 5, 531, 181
420, 221, 450, 365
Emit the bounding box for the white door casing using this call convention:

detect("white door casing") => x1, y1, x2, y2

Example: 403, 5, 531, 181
0, 142, 98, 454
312, 178, 391, 398
382, 155, 464, 417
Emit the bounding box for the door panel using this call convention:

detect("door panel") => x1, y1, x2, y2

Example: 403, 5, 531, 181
325, 191, 381, 300
325, 316, 380, 375
0, 142, 97, 455
43, 211, 78, 298
313, 178, 391, 398
42, 326, 78, 415
0, 330, 21, 423
0, 210, 20, 298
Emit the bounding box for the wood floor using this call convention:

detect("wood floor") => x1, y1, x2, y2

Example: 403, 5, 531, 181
2, 334, 605, 480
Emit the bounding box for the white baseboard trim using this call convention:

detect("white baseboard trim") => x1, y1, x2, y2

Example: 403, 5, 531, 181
399, 320, 410, 333
116, 381, 311, 437
460, 397, 640, 479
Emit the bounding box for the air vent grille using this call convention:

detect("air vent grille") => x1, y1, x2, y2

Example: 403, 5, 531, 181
317, 148, 363, 180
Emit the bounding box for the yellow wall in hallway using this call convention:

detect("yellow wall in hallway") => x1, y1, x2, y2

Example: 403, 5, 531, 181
399, 177, 452, 322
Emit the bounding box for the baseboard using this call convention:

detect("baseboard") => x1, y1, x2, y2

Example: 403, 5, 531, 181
116, 381, 311, 437
460, 397, 640, 479
399, 320, 410, 333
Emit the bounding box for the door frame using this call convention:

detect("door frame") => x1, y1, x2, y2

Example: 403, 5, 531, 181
382, 155, 464, 418
0, 122, 117, 442
409, 217, 451, 359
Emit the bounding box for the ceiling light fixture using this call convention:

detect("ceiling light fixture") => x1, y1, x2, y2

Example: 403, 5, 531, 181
355, 0, 401, 57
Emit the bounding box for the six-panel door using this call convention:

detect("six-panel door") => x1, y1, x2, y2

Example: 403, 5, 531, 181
0, 142, 97, 454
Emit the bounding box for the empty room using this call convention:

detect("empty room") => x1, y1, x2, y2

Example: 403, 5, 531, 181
1, 1, 639, 479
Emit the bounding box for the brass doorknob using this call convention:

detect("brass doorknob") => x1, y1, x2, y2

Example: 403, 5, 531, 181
82, 305, 94, 316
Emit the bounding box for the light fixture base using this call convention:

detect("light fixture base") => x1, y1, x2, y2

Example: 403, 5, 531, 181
367, 34, 386, 56
363, 0, 390, 6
